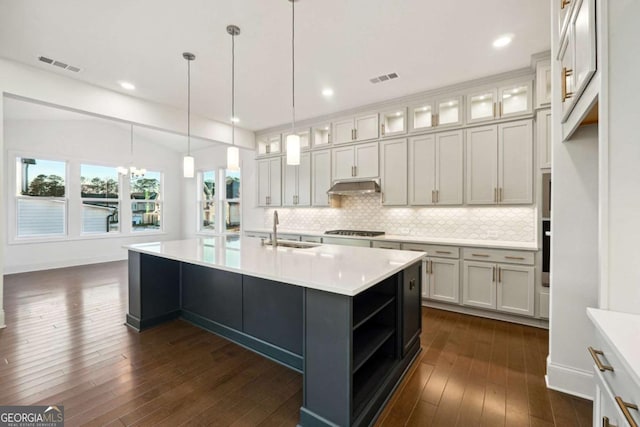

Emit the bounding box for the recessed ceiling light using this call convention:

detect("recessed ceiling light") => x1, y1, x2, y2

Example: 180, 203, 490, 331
503, 93, 512, 99
479, 95, 486, 100
395, 111, 402, 116
493, 34, 513, 49
322, 88, 334, 97
119, 81, 136, 90
231, 116, 240, 123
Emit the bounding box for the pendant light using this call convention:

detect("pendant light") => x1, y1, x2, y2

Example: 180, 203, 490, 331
226, 25, 240, 171
286, 0, 300, 166
118, 124, 145, 177
183, 52, 196, 178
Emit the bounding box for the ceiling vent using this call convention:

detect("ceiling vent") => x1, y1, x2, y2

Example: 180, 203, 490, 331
38, 56, 81, 73
370, 72, 398, 84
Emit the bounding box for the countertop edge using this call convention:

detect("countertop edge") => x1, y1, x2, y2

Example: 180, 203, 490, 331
244, 228, 539, 251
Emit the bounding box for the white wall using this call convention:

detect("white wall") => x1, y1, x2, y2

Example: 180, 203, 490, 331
604, 0, 640, 314
3, 118, 183, 273
547, 124, 599, 398
0, 98, 4, 327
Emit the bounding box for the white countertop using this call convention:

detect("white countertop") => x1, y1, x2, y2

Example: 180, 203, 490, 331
587, 308, 640, 388
126, 237, 425, 296
245, 228, 539, 251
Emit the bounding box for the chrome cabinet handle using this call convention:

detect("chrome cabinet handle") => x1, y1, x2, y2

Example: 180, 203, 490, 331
615, 396, 638, 427
588, 347, 614, 372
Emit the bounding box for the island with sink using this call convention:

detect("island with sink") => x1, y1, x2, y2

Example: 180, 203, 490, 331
125, 235, 425, 427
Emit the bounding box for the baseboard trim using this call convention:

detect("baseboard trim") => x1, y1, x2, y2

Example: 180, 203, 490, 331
4, 254, 126, 275
0, 308, 5, 329
546, 356, 594, 400
422, 299, 549, 329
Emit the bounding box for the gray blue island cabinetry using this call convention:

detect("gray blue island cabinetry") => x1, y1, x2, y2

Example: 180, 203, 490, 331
125, 236, 424, 427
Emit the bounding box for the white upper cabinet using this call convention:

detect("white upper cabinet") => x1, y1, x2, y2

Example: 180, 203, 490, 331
408, 96, 463, 132
283, 128, 311, 151
333, 113, 379, 144
466, 81, 533, 124
312, 124, 332, 147
465, 119, 533, 205
380, 139, 407, 205
535, 59, 552, 108
257, 157, 282, 207
408, 130, 463, 206
282, 153, 310, 207
559, 0, 597, 124
332, 142, 379, 180
257, 134, 282, 156
311, 150, 331, 206
380, 108, 407, 138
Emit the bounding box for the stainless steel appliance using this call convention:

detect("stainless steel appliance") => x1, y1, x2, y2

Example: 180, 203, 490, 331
541, 172, 551, 287
324, 230, 385, 237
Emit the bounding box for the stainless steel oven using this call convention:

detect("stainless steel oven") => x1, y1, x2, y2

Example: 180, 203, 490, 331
542, 172, 551, 287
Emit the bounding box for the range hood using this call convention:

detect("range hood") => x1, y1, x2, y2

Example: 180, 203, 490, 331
327, 180, 381, 196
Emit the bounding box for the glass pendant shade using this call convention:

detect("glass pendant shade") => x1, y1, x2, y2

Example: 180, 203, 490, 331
227, 146, 240, 171
286, 133, 300, 165
183, 155, 195, 178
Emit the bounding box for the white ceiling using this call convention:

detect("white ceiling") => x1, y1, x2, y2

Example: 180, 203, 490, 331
0, 0, 550, 131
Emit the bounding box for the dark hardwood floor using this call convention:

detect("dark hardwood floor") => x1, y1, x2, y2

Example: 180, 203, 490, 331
0, 261, 591, 426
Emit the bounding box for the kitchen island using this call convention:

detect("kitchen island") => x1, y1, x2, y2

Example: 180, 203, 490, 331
125, 236, 425, 427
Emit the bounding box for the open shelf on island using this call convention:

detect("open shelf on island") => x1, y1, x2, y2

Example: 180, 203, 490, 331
352, 350, 396, 420
353, 293, 395, 330
353, 325, 395, 373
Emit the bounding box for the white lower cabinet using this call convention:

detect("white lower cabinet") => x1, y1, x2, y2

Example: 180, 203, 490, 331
426, 258, 460, 304
463, 258, 535, 316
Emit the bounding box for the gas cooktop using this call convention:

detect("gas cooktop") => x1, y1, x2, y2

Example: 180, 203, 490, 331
324, 230, 386, 237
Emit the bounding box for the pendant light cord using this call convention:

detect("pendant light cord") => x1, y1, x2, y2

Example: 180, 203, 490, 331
187, 58, 191, 156
130, 124, 134, 157
232, 31, 235, 147
291, 0, 296, 132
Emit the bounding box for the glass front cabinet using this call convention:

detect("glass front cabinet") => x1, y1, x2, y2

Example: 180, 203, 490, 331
257, 134, 282, 156
380, 108, 407, 137
467, 81, 533, 124
408, 95, 463, 133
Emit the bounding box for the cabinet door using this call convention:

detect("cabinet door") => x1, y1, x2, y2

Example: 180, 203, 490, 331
268, 157, 282, 206
355, 113, 379, 141
462, 261, 496, 309
297, 153, 311, 206
380, 139, 407, 205
572, 0, 597, 102
436, 96, 463, 128
354, 142, 379, 178
402, 262, 422, 356
380, 109, 407, 137
536, 60, 552, 108
257, 159, 271, 206
498, 120, 533, 204
537, 109, 552, 169
560, 27, 576, 121
408, 135, 436, 205
496, 264, 534, 316
332, 146, 355, 180
257, 134, 281, 156
282, 160, 298, 207
409, 103, 434, 132
465, 125, 498, 204
467, 89, 497, 124
498, 82, 533, 119
435, 130, 463, 205
312, 150, 331, 206
429, 258, 460, 304
333, 118, 355, 144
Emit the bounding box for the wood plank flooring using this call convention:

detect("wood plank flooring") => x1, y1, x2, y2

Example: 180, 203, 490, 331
0, 261, 591, 426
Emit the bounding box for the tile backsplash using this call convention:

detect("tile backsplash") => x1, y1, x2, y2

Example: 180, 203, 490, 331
263, 194, 536, 242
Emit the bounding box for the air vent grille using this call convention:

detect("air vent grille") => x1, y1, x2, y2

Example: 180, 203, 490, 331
370, 72, 399, 84
38, 56, 81, 73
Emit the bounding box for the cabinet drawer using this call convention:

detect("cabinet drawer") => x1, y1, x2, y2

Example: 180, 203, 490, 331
372, 241, 402, 250
401, 243, 459, 259
300, 235, 322, 243
592, 332, 640, 405
462, 248, 534, 265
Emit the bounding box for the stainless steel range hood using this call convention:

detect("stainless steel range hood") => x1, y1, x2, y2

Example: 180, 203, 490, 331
327, 180, 381, 196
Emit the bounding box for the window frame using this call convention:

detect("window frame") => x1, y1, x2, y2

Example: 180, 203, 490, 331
196, 167, 242, 235
223, 168, 241, 234
129, 170, 164, 234
197, 169, 217, 235
80, 163, 122, 235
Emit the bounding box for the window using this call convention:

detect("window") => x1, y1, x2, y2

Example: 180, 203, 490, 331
15, 157, 67, 237
81, 164, 120, 234
224, 169, 241, 233
130, 171, 162, 232
199, 170, 216, 232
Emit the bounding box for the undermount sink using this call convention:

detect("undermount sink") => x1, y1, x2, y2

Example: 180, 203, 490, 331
263, 240, 320, 249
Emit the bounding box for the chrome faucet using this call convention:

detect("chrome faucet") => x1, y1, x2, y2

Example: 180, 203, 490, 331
273, 210, 279, 247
